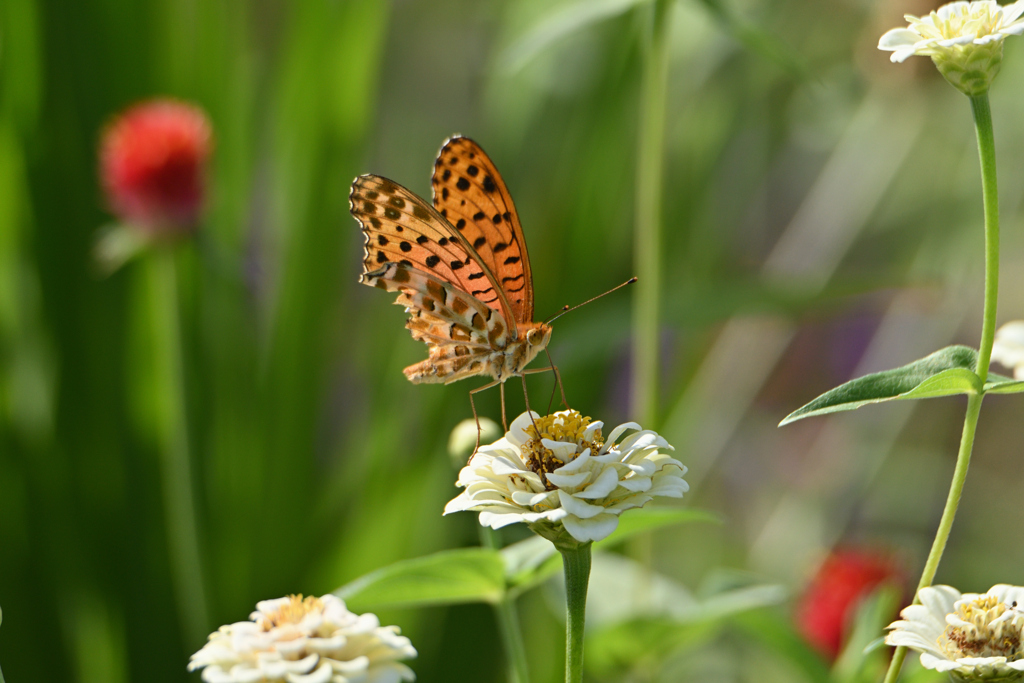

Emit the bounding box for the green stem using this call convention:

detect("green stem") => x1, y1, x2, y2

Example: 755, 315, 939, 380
882, 92, 1000, 683
632, 0, 672, 427
560, 543, 592, 683
971, 93, 1000, 383
479, 528, 530, 683
150, 251, 210, 643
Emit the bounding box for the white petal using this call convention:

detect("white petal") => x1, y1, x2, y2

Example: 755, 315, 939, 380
919, 652, 959, 672
557, 490, 604, 518
604, 422, 642, 447
545, 471, 590, 489
879, 28, 923, 50
287, 662, 333, 683
562, 513, 619, 542
574, 466, 620, 499
918, 585, 961, 620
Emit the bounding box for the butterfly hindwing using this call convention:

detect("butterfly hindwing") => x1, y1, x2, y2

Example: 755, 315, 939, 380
431, 136, 534, 324
350, 174, 519, 337
362, 262, 511, 383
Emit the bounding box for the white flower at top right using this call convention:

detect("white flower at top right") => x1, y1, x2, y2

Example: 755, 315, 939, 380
991, 321, 1024, 379
879, 1, 1024, 95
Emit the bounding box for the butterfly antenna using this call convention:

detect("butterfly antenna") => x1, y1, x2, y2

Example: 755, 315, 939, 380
544, 277, 637, 324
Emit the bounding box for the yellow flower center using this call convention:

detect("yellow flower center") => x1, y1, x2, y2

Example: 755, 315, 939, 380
915, 4, 1003, 40
522, 411, 604, 491
940, 596, 1024, 661
260, 595, 324, 631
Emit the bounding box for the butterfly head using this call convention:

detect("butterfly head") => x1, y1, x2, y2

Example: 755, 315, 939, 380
525, 323, 552, 349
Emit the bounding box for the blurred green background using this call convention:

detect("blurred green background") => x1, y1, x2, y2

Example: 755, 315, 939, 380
3, 0, 1024, 681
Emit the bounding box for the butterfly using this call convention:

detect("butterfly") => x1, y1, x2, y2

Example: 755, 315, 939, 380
349, 136, 566, 432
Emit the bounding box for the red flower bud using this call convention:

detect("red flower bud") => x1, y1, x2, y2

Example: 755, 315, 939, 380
100, 99, 212, 235
795, 548, 901, 660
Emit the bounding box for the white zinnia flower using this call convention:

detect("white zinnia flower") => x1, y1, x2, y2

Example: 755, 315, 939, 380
991, 321, 1024, 380
188, 595, 417, 683
878, 1, 1024, 95
444, 410, 688, 546
886, 584, 1024, 682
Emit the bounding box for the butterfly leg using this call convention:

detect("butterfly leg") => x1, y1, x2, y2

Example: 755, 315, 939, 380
521, 373, 542, 435
500, 380, 508, 432
544, 348, 569, 409
469, 379, 501, 453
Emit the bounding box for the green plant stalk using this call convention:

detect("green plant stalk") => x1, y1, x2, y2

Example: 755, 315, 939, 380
882, 93, 999, 683
480, 527, 530, 683
560, 543, 592, 683
150, 251, 210, 643
632, 0, 672, 427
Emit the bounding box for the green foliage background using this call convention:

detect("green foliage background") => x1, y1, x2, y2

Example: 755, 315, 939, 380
2, 0, 1024, 681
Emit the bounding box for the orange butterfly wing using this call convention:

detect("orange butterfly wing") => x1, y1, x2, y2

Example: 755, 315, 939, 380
430, 136, 534, 326
350, 174, 518, 336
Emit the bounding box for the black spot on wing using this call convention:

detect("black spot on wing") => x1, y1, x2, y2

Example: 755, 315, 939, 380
425, 255, 440, 268
416, 235, 429, 245
472, 211, 485, 221
473, 236, 486, 249
482, 175, 496, 193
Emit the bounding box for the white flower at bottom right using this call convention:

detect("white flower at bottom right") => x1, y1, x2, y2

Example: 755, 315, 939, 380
886, 584, 1024, 682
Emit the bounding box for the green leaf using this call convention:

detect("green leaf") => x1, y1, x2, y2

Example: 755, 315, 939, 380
606, 507, 722, 544
984, 372, 1024, 394
502, 507, 719, 592
587, 584, 787, 675
693, 0, 808, 78
780, 346, 982, 426
497, 0, 653, 74
733, 609, 831, 683
832, 584, 900, 683
334, 548, 507, 611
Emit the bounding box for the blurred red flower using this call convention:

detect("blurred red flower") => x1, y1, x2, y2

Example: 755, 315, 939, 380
796, 548, 901, 660
100, 99, 212, 234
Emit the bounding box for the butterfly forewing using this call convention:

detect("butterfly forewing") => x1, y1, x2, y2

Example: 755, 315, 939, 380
431, 137, 534, 324
350, 174, 517, 332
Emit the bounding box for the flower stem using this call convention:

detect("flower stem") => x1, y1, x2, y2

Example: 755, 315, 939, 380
149, 251, 210, 643
479, 527, 530, 683
560, 543, 592, 683
970, 93, 1000, 383
882, 92, 999, 683
632, 0, 672, 426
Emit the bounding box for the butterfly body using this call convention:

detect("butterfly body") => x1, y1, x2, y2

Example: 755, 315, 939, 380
351, 136, 554, 392
360, 260, 552, 385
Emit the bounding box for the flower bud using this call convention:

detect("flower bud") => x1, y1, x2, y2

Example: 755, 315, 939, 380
100, 99, 212, 236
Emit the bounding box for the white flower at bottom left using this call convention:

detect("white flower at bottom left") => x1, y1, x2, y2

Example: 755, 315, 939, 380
188, 594, 417, 683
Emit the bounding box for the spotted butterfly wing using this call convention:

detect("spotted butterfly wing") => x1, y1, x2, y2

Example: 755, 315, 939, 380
430, 136, 534, 325
351, 137, 553, 392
